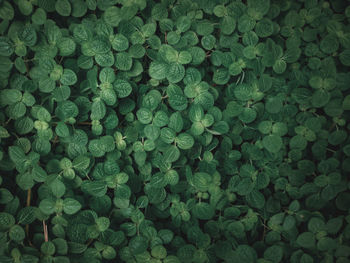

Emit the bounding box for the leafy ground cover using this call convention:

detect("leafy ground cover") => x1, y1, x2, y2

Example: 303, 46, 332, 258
0, 0, 350, 262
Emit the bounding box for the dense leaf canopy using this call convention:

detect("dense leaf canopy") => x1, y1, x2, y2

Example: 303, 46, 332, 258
0, 0, 350, 262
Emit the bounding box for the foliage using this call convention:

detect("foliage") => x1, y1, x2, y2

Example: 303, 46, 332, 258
0, 0, 350, 262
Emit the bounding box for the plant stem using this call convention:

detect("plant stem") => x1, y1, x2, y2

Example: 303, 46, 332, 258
26, 189, 34, 247
43, 220, 48, 242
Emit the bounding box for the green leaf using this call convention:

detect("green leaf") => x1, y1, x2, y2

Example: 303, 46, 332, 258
161, 127, 176, 144
308, 217, 326, 233
149, 61, 167, 80
9, 225, 25, 242
336, 192, 350, 211
104, 6, 122, 27
246, 190, 265, 209
142, 90, 162, 110
115, 52, 132, 71
53, 85, 71, 102
153, 111, 169, 127
0, 212, 15, 231
311, 90, 330, 108
63, 198, 82, 215
17, 207, 36, 225
192, 203, 214, 220
72, 156, 90, 170
0, 1, 14, 20
229, 62, 242, 76
316, 237, 336, 252
100, 88, 117, 106
129, 236, 148, 255
0, 37, 14, 56
55, 0, 71, 16
32, 165, 47, 182
236, 178, 254, 196
189, 104, 204, 122
144, 124, 160, 141
41, 241, 56, 255
262, 135, 283, 153
255, 18, 274, 38
111, 34, 129, 51
137, 108, 153, 124
0, 188, 13, 204
320, 34, 339, 54
273, 59, 286, 74
166, 62, 185, 83
239, 108, 257, 124
176, 133, 194, 150
96, 52, 115, 67
0, 89, 22, 105
18, 25, 37, 47
192, 172, 211, 192
151, 245, 167, 259
163, 145, 180, 163
114, 79, 132, 98
90, 36, 110, 54
81, 180, 107, 197
210, 121, 229, 135
264, 245, 283, 263
60, 69, 77, 85
91, 99, 106, 120
296, 232, 316, 249
283, 215, 296, 231
214, 5, 226, 17
116, 172, 129, 184
50, 178, 66, 198
178, 51, 192, 64
58, 37, 76, 56
39, 77, 56, 93
39, 198, 56, 215
221, 16, 236, 35
328, 130, 347, 146
339, 49, 350, 66
167, 85, 188, 111
96, 217, 110, 232
343, 95, 350, 110
266, 97, 283, 114
115, 184, 131, 200
169, 112, 183, 132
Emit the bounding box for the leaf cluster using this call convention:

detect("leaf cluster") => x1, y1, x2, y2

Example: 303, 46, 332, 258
0, 0, 350, 262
